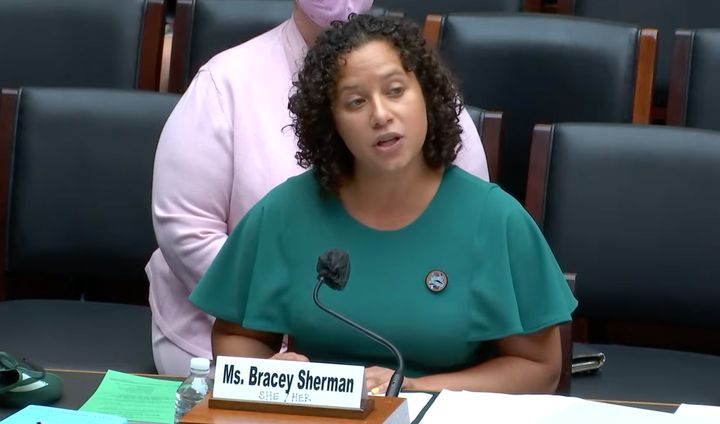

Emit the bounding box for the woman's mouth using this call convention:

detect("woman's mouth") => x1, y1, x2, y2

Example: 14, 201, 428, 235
374, 135, 402, 151
377, 136, 399, 146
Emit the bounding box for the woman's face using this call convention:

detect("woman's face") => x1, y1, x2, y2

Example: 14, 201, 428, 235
332, 40, 428, 178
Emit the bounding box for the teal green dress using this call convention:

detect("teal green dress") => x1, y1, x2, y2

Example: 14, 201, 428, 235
190, 167, 577, 377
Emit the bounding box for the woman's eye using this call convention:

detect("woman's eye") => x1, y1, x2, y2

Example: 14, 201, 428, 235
347, 98, 365, 108
388, 86, 405, 97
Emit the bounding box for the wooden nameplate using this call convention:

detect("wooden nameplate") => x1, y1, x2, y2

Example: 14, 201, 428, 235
180, 395, 408, 424
210, 396, 375, 419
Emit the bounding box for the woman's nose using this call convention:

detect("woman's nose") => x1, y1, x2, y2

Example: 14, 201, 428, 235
370, 97, 392, 128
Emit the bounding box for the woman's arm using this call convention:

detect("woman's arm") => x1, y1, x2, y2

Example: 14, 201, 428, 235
152, 70, 234, 292
212, 319, 283, 359
365, 325, 561, 394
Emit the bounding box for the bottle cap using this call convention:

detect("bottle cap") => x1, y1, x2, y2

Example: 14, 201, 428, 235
190, 357, 210, 372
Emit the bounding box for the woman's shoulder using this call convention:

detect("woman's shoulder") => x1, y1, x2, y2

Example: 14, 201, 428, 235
259, 170, 322, 209
443, 167, 535, 234
230, 170, 320, 236
445, 167, 519, 210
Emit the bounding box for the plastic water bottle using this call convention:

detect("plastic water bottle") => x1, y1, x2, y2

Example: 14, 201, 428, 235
174, 357, 212, 423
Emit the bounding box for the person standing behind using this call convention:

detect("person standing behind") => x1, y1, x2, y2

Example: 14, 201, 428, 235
147, 0, 490, 376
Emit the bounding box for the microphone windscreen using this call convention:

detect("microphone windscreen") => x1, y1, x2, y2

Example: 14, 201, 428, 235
316, 249, 351, 290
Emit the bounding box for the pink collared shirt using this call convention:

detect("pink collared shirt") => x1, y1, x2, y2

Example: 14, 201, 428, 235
147, 17, 489, 360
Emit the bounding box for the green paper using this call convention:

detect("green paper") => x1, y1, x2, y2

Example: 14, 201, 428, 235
79, 370, 182, 424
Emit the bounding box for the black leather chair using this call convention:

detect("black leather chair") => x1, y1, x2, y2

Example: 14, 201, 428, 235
556, 0, 720, 118
168, 0, 399, 93
0, 88, 180, 373
425, 13, 657, 200
525, 123, 720, 404
667, 29, 720, 131
0, 0, 165, 91
373, 0, 530, 25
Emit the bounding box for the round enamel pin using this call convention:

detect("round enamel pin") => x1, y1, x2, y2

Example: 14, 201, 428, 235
425, 270, 448, 293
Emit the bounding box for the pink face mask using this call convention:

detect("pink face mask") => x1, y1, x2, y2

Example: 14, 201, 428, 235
296, 0, 374, 28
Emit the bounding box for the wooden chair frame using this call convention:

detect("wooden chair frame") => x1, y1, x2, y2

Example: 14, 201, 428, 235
138, 0, 167, 91
555, 0, 575, 14
666, 30, 694, 126
168, 0, 195, 93
424, 15, 657, 125
479, 111, 503, 183
525, 124, 553, 228
0, 89, 17, 300
523, 0, 544, 12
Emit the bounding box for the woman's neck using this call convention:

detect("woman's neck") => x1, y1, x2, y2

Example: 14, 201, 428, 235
292, 5, 322, 46
339, 165, 445, 231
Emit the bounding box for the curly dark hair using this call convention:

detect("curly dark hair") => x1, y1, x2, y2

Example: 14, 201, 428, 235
289, 14, 464, 194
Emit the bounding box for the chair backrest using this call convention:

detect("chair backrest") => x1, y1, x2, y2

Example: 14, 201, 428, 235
464, 105, 502, 183
426, 13, 656, 200
373, 0, 526, 25
168, 0, 398, 93
0, 88, 180, 304
526, 123, 720, 353
557, 0, 720, 110
667, 29, 720, 131
0, 0, 165, 91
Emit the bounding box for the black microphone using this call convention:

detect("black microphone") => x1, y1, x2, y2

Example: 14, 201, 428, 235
314, 248, 405, 397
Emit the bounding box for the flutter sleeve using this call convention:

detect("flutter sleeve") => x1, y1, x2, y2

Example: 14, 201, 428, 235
468, 186, 578, 341
189, 200, 291, 334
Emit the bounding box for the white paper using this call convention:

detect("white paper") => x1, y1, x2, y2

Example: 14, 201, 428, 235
675, 404, 720, 423
399, 391, 433, 422
419, 390, 710, 424
419, 390, 578, 423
